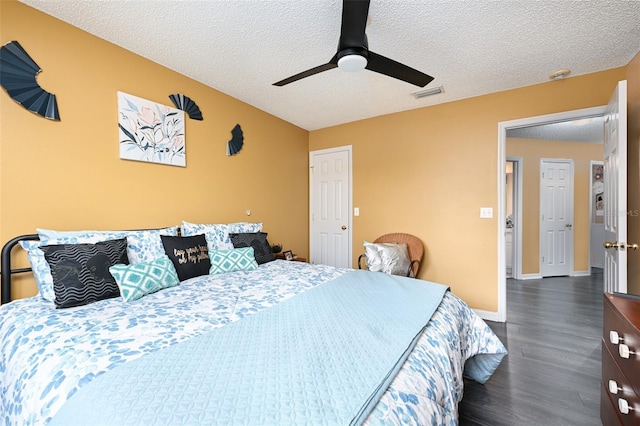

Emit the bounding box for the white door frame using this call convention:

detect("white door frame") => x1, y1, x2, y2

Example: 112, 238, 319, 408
309, 145, 353, 267
496, 106, 606, 322
539, 158, 575, 277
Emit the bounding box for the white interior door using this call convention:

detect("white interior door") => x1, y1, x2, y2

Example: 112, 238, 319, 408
540, 159, 574, 277
309, 146, 352, 268
603, 80, 628, 294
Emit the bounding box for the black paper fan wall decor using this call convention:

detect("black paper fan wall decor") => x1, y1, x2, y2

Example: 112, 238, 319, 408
227, 124, 244, 156
168, 93, 202, 120
0, 41, 60, 120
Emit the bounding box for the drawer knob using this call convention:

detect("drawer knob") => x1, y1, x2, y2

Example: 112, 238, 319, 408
619, 343, 636, 359
618, 398, 635, 415
610, 330, 623, 344
609, 379, 622, 394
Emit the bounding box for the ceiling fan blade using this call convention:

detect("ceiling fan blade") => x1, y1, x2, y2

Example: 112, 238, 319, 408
273, 57, 338, 86
366, 51, 434, 87
339, 0, 370, 49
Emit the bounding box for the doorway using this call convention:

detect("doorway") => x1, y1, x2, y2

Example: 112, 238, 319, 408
496, 106, 607, 322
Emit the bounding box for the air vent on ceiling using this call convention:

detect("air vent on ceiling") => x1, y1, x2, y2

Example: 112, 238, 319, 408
412, 85, 444, 99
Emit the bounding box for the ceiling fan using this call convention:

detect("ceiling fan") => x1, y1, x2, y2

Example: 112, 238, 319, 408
273, 0, 434, 88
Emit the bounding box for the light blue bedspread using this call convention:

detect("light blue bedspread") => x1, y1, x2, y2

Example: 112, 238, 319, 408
1, 260, 506, 425
50, 270, 449, 425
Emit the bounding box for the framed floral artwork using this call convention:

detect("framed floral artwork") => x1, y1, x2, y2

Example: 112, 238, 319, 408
117, 91, 185, 167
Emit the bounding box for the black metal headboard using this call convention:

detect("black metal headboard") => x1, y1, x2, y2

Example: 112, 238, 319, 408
1, 234, 40, 305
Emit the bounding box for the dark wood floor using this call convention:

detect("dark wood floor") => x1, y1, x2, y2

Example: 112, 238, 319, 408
458, 270, 603, 426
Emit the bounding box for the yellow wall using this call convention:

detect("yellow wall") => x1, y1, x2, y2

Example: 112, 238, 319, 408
2, 1, 637, 311
0, 1, 310, 300
627, 52, 640, 295
310, 68, 626, 311
507, 138, 603, 274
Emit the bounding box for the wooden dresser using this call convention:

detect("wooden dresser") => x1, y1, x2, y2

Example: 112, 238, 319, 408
602, 292, 640, 425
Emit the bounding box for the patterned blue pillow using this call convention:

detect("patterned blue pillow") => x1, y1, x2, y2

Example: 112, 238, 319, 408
181, 221, 232, 252
181, 221, 263, 253
227, 222, 263, 234
110, 255, 179, 302
125, 228, 180, 263
209, 247, 259, 274
20, 240, 61, 302
37, 228, 126, 241
37, 227, 179, 263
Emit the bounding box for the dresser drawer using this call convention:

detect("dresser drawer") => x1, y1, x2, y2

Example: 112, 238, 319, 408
603, 297, 640, 396
602, 381, 625, 426
602, 342, 640, 425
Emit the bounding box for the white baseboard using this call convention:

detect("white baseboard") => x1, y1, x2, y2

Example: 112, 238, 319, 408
518, 272, 591, 279
474, 309, 504, 322
519, 273, 542, 280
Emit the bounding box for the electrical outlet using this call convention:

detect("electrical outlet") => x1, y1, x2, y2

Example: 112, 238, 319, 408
480, 207, 493, 218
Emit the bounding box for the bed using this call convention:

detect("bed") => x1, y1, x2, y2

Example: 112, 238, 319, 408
0, 225, 506, 425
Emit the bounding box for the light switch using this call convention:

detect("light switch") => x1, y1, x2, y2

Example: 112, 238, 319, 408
354, 207, 360, 217
480, 207, 493, 218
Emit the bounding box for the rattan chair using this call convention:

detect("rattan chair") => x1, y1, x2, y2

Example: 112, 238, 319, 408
357, 233, 424, 278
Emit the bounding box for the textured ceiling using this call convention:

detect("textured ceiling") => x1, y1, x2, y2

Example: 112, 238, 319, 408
507, 116, 604, 143
18, 0, 640, 131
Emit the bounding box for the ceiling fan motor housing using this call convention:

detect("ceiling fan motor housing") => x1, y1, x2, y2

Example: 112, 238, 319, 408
337, 47, 369, 71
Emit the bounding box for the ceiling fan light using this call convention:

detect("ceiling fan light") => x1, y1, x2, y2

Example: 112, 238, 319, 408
337, 54, 367, 72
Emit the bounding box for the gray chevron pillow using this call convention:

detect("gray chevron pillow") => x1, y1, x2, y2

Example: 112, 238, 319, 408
41, 238, 129, 309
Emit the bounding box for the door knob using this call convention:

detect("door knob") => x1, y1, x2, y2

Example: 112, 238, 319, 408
341, 225, 347, 230
604, 242, 639, 251
565, 224, 573, 228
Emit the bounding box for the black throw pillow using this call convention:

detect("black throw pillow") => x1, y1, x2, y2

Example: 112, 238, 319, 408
229, 232, 275, 265
161, 234, 211, 281
41, 238, 129, 309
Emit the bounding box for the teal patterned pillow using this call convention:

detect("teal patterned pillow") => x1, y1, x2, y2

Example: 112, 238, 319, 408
209, 247, 259, 274
109, 255, 179, 302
